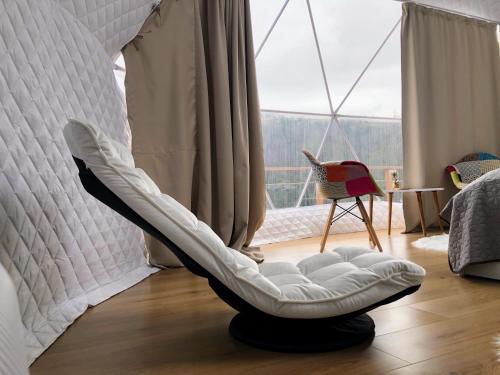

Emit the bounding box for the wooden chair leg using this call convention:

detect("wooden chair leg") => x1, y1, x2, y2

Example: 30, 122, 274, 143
357, 198, 383, 252
356, 197, 376, 245
368, 195, 374, 245
320, 200, 336, 253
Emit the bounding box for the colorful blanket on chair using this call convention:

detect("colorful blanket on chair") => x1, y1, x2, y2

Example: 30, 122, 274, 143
447, 159, 500, 185
303, 150, 383, 200
316, 161, 384, 199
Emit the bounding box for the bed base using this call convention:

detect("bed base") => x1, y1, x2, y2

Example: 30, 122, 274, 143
462, 262, 500, 281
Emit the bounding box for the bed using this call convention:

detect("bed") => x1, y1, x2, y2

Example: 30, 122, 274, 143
441, 168, 500, 279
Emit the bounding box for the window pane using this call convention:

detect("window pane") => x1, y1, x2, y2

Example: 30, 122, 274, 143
337, 27, 401, 117
318, 121, 355, 162
341, 117, 404, 200
301, 122, 356, 206
249, 0, 287, 50
255, 0, 331, 113
262, 112, 330, 208
310, 0, 401, 115
252, 0, 405, 244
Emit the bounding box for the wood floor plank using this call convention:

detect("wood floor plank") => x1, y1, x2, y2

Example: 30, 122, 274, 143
369, 306, 445, 336
410, 286, 500, 318
29, 231, 500, 374
373, 305, 500, 363
31, 274, 408, 375
385, 339, 500, 375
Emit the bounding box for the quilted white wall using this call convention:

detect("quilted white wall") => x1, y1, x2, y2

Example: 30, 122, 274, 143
0, 0, 157, 364
57, 0, 157, 59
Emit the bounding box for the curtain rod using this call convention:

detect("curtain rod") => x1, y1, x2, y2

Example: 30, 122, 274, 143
400, 1, 500, 25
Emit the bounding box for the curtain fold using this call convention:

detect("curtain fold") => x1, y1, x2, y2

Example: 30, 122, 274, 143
123, 0, 265, 265
401, 3, 500, 231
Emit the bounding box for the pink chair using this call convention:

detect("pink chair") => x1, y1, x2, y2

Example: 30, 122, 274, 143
303, 150, 384, 252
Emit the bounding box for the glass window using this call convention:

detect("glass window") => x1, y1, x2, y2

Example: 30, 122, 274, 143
250, 0, 289, 49
254, 0, 331, 113
335, 29, 401, 118
252, 0, 404, 212
310, 0, 402, 114
262, 112, 330, 208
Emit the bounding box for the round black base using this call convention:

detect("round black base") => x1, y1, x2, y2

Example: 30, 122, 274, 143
229, 313, 375, 353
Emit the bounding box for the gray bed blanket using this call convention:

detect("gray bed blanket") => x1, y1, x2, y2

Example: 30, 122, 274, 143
441, 169, 500, 273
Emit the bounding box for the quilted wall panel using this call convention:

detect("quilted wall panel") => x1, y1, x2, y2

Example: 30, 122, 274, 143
57, 0, 158, 59
252, 202, 405, 246
0, 0, 157, 363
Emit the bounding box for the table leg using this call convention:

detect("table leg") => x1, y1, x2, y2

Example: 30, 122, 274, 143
432, 190, 445, 233
387, 192, 393, 236
416, 191, 427, 237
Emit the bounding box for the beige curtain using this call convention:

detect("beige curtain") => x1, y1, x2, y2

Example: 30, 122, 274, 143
401, 3, 500, 232
123, 0, 266, 266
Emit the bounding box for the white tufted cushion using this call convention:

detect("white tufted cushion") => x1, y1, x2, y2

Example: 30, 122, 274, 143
64, 120, 426, 319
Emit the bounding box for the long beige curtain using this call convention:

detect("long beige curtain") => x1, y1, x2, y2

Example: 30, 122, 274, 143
401, 3, 500, 231
123, 0, 265, 266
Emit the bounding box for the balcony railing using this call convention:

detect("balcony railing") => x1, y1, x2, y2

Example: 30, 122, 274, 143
265, 165, 404, 209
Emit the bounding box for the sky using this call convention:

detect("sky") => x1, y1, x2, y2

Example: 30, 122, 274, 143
250, 0, 403, 118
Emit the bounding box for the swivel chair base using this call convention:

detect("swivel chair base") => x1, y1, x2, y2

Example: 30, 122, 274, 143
229, 313, 375, 353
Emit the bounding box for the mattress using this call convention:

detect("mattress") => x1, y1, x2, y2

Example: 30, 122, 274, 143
0, 0, 157, 363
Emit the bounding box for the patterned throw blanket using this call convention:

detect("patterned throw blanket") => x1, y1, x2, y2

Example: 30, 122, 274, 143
302, 150, 383, 199
449, 160, 500, 184
446, 153, 500, 189
441, 169, 500, 273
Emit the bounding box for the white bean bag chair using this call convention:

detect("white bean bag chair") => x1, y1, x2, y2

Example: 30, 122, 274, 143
64, 119, 426, 352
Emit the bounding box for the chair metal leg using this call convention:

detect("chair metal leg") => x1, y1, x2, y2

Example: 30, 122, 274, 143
357, 198, 383, 252
320, 200, 336, 253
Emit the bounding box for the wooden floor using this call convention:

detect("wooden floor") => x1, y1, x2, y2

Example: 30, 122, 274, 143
31, 231, 500, 375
